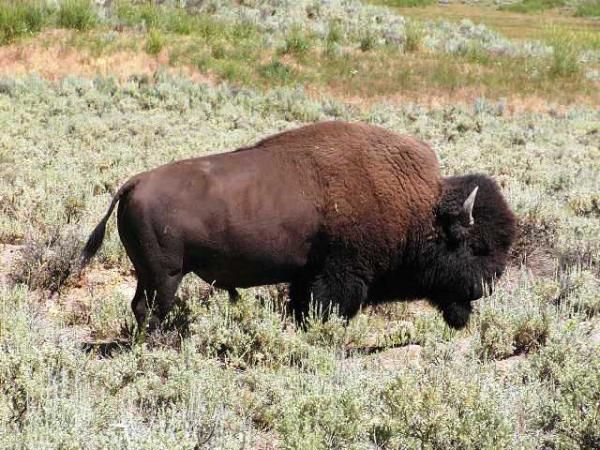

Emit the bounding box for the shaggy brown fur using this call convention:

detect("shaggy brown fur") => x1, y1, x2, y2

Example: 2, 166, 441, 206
81, 121, 515, 330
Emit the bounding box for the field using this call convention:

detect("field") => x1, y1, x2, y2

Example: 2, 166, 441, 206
0, 1, 599, 449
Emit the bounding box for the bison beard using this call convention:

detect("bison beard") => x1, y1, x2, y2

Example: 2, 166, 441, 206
80, 121, 516, 332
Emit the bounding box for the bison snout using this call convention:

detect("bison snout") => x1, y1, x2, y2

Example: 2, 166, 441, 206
472, 279, 496, 301
441, 301, 473, 329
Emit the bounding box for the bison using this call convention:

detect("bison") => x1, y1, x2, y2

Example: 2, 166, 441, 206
81, 121, 516, 331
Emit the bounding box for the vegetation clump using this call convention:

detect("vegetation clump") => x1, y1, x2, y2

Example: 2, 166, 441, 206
0, 1, 44, 44
57, 0, 97, 31
575, 0, 600, 17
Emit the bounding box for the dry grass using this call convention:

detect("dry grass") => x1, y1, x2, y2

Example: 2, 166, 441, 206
0, 30, 214, 83
308, 47, 599, 106
371, 3, 600, 43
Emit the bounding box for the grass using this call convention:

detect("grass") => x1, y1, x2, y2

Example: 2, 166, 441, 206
145, 29, 165, 55
311, 47, 594, 102
0, 1, 597, 104
547, 31, 582, 78
371, 2, 600, 44
359, 31, 378, 52
0, 1, 44, 45
5, 20, 596, 105
404, 20, 424, 53
259, 59, 297, 84
280, 26, 313, 58
116, 1, 162, 29
371, 0, 436, 7
500, 0, 566, 14
57, 0, 97, 31
575, 0, 600, 17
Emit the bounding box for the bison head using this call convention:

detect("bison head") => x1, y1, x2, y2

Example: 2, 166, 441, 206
416, 174, 516, 329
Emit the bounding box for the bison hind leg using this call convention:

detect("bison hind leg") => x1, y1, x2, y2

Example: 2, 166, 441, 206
131, 281, 155, 331
131, 271, 183, 333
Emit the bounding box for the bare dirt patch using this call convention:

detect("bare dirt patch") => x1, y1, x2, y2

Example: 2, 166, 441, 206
55, 265, 136, 317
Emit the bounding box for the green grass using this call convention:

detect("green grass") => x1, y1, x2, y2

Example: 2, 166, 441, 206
57, 0, 97, 31
357, 30, 377, 52
145, 29, 165, 55
0, 1, 45, 45
547, 33, 581, 78
575, 0, 600, 17
280, 26, 313, 58
404, 20, 424, 53
371, 0, 436, 7
115, 1, 161, 29
44, 24, 596, 103
371, 1, 599, 48
259, 59, 297, 84
500, 0, 566, 13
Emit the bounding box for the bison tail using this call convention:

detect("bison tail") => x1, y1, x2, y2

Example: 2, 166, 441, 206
79, 178, 138, 269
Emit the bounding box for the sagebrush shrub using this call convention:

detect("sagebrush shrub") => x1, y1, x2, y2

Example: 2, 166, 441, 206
11, 228, 81, 293
0, 74, 597, 449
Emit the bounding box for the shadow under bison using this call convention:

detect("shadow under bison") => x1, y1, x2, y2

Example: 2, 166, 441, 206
81, 121, 516, 332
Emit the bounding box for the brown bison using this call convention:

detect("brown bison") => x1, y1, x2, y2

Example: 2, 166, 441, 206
81, 121, 516, 331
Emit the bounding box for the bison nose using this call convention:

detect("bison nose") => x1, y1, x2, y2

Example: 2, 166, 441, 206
470, 279, 495, 301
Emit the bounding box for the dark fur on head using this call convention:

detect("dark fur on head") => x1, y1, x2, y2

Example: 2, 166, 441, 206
416, 174, 517, 328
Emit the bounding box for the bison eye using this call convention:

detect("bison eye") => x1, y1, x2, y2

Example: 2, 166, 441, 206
443, 220, 469, 244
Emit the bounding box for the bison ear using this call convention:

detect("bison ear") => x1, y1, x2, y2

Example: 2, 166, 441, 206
462, 186, 479, 226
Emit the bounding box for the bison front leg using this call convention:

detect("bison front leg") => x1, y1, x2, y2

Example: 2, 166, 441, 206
227, 288, 241, 303
310, 267, 369, 322
288, 277, 312, 325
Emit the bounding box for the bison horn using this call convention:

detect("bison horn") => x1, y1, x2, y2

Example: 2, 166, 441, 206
463, 186, 479, 226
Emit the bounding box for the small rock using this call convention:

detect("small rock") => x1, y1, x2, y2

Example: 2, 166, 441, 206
372, 344, 423, 371
495, 354, 526, 372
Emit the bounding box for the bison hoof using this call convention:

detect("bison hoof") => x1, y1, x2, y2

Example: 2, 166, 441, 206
441, 302, 473, 329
